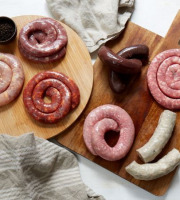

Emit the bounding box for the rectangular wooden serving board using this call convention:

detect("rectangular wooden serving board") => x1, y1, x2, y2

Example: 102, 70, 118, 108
56, 10, 180, 196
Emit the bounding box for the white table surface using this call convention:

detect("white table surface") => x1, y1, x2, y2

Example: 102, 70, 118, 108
1, 0, 180, 199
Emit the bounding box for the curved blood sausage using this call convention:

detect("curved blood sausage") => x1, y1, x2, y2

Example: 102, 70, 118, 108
18, 18, 68, 63
23, 71, 80, 123
117, 44, 149, 65
98, 45, 149, 93
98, 46, 142, 74
147, 49, 180, 109
83, 104, 135, 161
0, 53, 24, 106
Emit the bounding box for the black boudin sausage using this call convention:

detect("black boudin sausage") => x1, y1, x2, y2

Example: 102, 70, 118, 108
98, 46, 142, 74
98, 44, 149, 93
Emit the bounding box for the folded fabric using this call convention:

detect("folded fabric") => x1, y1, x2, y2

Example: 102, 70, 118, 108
0, 133, 105, 200
46, 0, 135, 53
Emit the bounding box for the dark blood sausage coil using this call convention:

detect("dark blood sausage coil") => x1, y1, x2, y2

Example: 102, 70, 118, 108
83, 104, 135, 161
98, 45, 149, 93
0, 53, 24, 106
147, 49, 180, 109
98, 46, 142, 74
18, 18, 68, 63
23, 71, 80, 123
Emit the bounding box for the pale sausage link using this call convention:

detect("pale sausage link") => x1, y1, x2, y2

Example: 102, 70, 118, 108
18, 18, 68, 63
23, 71, 80, 123
136, 110, 176, 163
0, 53, 24, 106
126, 149, 180, 180
147, 49, 180, 109
83, 104, 135, 161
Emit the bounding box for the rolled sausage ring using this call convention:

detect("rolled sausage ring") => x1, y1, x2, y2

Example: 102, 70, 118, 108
147, 49, 180, 109
18, 18, 68, 63
0, 53, 24, 106
23, 71, 80, 123
83, 104, 135, 161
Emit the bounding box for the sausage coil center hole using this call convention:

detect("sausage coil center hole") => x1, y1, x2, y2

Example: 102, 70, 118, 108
43, 95, 51, 104
104, 130, 120, 147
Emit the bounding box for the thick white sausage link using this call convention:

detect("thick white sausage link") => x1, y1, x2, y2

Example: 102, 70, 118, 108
126, 148, 180, 180
137, 110, 176, 163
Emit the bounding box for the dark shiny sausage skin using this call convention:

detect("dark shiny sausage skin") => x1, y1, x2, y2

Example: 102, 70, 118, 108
109, 70, 125, 93
107, 44, 149, 93
117, 44, 149, 65
98, 46, 142, 74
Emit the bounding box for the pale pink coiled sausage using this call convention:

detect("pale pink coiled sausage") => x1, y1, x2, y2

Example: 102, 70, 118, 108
147, 49, 180, 109
0, 53, 24, 106
83, 104, 135, 161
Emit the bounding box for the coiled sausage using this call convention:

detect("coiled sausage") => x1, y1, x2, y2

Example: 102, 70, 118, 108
0, 53, 24, 106
147, 49, 180, 109
18, 18, 68, 63
23, 71, 80, 123
83, 104, 135, 161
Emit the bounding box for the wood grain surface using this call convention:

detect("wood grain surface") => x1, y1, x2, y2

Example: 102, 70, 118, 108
0, 15, 93, 139
56, 11, 180, 196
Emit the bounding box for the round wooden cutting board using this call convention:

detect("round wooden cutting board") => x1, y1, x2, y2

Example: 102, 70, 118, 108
0, 15, 93, 139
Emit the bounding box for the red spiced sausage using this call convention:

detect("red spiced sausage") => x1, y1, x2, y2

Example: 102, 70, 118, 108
23, 71, 80, 123
147, 49, 180, 109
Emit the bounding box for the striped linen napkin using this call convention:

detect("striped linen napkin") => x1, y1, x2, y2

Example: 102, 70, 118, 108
0, 133, 105, 200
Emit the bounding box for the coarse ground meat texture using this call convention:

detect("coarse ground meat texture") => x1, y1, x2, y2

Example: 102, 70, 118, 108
147, 49, 180, 109
83, 104, 135, 161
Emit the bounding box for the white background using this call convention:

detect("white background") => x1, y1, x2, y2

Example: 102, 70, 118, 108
1, 0, 180, 199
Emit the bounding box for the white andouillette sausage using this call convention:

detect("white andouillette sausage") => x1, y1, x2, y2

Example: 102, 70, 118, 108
126, 148, 180, 180
136, 110, 176, 163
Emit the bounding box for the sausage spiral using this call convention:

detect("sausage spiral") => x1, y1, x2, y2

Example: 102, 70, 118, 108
147, 49, 180, 109
83, 104, 135, 161
0, 53, 24, 106
23, 71, 80, 123
18, 18, 68, 63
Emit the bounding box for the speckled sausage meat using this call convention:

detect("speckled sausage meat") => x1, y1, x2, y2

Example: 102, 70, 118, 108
0, 53, 24, 106
23, 71, 80, 123
18, 18, 68, 63
147, 49, 180, 109
83, 104, 135, 161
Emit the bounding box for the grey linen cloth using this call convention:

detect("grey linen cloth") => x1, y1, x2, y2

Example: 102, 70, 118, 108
0, 133, 105, 200
46, 0, 135, 53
